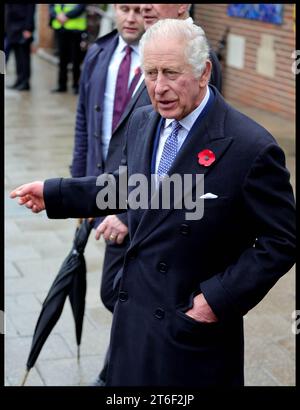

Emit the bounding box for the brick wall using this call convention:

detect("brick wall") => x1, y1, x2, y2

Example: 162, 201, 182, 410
37, 4, 54, 49
194, 4, 295, 119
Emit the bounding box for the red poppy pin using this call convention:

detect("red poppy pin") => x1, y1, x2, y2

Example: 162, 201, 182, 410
197, 149, 216, 167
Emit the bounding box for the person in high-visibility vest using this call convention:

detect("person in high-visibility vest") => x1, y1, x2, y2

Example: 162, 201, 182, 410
49, 4, 87, 94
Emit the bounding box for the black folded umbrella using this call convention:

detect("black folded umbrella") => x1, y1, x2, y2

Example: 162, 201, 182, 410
21, 219, 94, 385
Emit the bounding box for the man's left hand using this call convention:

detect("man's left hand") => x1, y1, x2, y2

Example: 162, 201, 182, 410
95, 215, 128, 244
185, 293, 218, 323
22, 31, 32, 39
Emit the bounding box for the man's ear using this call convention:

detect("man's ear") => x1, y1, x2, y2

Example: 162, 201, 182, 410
178, 4, 190, 18
199, 61, 212, 87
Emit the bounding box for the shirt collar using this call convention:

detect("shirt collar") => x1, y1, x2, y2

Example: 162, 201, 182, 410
164, 86, 210, 132
117, 35, 140, 56
185, 17, 194, 24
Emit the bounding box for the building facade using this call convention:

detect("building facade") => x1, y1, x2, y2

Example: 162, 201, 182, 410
194, 4, 295, 120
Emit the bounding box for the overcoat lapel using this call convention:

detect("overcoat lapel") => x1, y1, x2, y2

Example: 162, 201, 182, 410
129, 91, 233, 249
85, 34, 119, 103
127, 109, 161, 226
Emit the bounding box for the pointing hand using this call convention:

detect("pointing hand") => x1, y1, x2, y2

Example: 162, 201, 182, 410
10, 181, 45, 213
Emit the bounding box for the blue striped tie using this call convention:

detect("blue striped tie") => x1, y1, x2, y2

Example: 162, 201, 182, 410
157, 120, 181, 177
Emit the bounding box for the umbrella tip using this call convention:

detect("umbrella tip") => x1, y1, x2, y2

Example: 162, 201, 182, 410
20, 369, 30, 386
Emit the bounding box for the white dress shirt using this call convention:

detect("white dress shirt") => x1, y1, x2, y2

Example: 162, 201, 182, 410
102, 36, 143, 160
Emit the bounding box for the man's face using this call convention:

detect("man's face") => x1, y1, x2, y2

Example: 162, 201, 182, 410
114, 4, 145, 44
143, 38, 210, 120
140, 4, 186, 29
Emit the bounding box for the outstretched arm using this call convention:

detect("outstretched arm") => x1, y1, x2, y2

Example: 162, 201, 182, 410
10, 172, 128, 219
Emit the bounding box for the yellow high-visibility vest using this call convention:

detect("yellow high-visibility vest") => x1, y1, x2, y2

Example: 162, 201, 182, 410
51, 4, 87, 31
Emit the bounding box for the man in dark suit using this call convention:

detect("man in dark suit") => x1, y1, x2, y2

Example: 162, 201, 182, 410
5, 4, 35, 91
10, 19, 295, 386
70, 4, 147, 315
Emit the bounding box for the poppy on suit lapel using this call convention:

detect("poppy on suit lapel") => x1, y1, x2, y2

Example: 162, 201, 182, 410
198, 149, 216, 167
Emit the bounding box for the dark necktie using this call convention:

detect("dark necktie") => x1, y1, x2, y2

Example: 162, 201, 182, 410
112, 45, 132, 132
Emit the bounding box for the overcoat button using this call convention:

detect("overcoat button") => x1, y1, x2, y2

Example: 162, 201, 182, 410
97, 163, 101, 169
94, 132, 99, 138
180, 224, 190, 235
154, 308, 165, 319
119, 291, 128, 302
94, 105, 100, 112
157, 262, 168, 273
129, 250, 137, 260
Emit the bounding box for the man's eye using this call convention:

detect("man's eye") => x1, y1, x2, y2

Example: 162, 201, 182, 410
146, 71, 157, 79
166, 71, 178, 79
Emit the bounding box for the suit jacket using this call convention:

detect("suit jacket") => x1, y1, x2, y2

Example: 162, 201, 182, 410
5, 4, 35, 44
44, 86, 296, 386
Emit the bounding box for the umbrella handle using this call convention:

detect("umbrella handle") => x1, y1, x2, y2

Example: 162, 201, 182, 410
77, 218, 94, 227
20, 369, 30, 386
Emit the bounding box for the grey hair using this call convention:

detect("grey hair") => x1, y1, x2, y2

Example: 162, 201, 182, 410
139, 19, 210, 78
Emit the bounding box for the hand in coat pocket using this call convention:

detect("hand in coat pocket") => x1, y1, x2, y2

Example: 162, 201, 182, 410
185, 293, 218, 323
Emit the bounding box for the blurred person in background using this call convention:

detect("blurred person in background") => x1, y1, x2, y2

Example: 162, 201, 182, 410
5, 4, 35, 91
49, 4, 87, 94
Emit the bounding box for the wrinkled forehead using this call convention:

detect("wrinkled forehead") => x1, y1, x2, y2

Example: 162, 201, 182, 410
142, 35, 187, 62
143, 32, 187, 53
151, 4, 182, 16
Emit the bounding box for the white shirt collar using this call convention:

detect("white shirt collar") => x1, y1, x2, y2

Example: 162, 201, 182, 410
185, 17, 194, 25
117, 35, 140, 56
164, 86, 210, 132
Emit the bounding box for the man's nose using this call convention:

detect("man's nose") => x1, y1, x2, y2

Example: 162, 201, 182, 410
126, 10, 138, 22
155, 73, 168, 94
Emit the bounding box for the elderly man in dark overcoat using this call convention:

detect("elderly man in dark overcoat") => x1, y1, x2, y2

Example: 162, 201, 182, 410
11, 19, 296, 386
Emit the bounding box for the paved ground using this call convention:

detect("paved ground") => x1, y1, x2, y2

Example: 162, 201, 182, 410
4, 53, 295, 386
